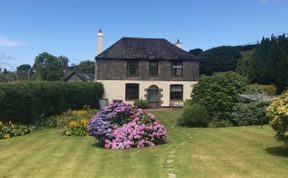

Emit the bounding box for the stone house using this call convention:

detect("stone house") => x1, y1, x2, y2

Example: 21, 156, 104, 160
95, 31, 199, 107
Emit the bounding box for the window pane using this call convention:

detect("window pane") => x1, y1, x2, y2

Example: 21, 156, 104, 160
128, 68, 137, 75
171, 85, 183, 92
126, 84, 139, 100
149, 61, 158, 75
172, 62, 182, 76
170, 85, 183, 100
127, 61, 138, 76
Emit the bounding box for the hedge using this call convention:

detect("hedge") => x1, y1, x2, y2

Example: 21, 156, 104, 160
0, 81, 104, 124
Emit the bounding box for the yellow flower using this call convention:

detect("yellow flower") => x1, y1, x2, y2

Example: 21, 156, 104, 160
71, 110, 88, 116
68, 120, 78, 128
3, 133, 10, 139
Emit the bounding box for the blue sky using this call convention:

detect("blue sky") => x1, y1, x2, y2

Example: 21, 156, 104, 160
0, 0, 287, 70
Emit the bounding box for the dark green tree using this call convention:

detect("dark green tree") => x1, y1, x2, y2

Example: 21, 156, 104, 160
16, 64, 32, 80
236, 50, 254, 79
191, 72, 248, 124
248, 35, 288, 94
189, 48, 203, 56
200, 46, 241, 75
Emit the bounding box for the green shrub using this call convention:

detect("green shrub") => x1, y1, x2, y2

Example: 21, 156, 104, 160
134, 99, 149, 109
33, 116, 57, 129
257, 84, 276, 95
232, 101, 269, 126
192, 72, 248, 124
0, 121, 35, 139
178, 104, 209, 127
0, 81, 103, 124
266, 92, 288, 146
56, 107, 97, 136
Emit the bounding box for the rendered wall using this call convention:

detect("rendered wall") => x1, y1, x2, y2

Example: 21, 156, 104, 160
97, 80, 198, 107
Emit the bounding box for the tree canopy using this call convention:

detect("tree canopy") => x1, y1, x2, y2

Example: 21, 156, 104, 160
200, 46, 241, 75
247, 35, 288, 94
191, 72, 248, 124
75, 60, 95, 73
189, 48, 203, 56
16, 64, 32, 80
32, 52, 69, 81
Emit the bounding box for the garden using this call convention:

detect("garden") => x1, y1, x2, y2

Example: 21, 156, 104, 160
2, 59, 288, 177
1, 109, 288, 178
0, 79, 288, 178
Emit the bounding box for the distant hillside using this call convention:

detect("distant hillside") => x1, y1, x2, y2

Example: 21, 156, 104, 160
235, 44, 257, 52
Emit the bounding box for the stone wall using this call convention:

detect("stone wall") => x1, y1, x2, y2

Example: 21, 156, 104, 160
96, 59, 199, 81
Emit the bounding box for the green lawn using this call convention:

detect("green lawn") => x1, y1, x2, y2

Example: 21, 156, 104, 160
1, 109, 288, 178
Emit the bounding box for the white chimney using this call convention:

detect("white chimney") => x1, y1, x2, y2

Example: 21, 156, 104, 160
175, 39, 182, 49
97, 29, 103, 55
95, 29, 103, 81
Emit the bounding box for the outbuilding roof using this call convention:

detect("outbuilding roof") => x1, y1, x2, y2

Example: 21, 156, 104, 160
64, 71, 95, 82
96, 37, 199, 60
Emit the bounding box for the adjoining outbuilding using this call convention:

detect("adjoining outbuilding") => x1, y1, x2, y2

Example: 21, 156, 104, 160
65, 71, 95, 82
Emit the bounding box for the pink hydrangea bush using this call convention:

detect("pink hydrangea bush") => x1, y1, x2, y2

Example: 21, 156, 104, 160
88, 101, 167, 149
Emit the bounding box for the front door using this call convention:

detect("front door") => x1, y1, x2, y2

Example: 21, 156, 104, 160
148, 85, 160, 107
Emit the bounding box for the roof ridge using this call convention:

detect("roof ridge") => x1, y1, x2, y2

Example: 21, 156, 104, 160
121, 37, 166, 40
96, 37, 199, 61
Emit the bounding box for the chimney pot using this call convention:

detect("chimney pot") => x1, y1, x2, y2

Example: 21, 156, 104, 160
175, 39, 182, 49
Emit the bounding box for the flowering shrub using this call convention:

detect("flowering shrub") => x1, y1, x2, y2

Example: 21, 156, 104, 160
266, 92, 288, 146
0, 121, 35, 139
56, 107, 97, 136
88, 101, 167, 149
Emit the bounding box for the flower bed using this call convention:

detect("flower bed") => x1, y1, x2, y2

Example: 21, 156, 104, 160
88, 101, 167, 149
56, 107, 97, 136
0, 121, 35, 139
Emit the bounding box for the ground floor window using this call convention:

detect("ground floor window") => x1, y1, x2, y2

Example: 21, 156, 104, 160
125, 83, 139, 100
170, 84, 183, 100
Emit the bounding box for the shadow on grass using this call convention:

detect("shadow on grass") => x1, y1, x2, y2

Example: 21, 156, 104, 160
91, 141, 107, 149
265, 146, 288, 157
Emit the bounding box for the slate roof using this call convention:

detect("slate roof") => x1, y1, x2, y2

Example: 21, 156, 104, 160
64, 71, 95, 82
96, 37, 199, 60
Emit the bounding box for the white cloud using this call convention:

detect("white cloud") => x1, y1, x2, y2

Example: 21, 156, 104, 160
0, 36, 26, 47
0, 53, 13, 60
0, 53, 16, 70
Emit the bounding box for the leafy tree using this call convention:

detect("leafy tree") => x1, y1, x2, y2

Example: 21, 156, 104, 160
32, 52, 69, 81
75, 60, 95, 73
248, 35, 288, 94
58, 55, 69, 75
189, 48, 203, 56
236, 50, 254, 79
200, 46, 241, 75
191, 72, 248, 125
16, 64, 32, 80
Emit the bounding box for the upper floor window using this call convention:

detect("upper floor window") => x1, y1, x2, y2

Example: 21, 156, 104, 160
125, 83, 139, 100
172, 61, 183, 76
149, 61, 158, 76
170, 84, 183, 100
127, 61, 138, 76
